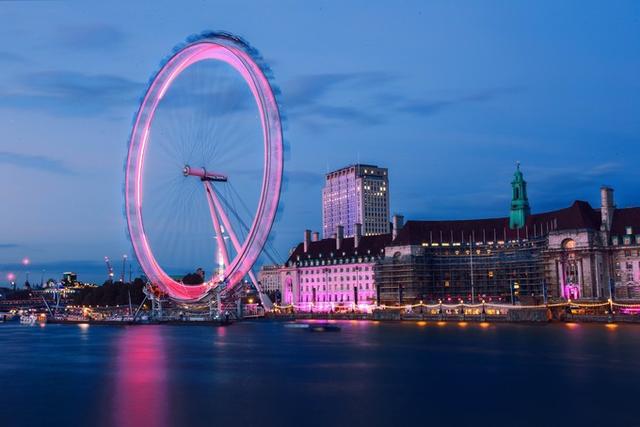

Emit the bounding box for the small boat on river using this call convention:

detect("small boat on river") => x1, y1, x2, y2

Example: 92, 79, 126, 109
284, 322, 341, 332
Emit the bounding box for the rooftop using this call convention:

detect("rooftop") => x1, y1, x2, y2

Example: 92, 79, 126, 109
287, 233, 392, 264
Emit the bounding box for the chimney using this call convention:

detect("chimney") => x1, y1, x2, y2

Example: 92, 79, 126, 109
354, 223, 362, 248
303, 229, 311, 253
311, 231, 319, 242
336, 225, 344, 250
392, 214, 404, 241
600, 186, 615, 232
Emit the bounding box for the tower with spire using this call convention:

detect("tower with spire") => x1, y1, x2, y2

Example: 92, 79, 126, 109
509, 162, 530, 230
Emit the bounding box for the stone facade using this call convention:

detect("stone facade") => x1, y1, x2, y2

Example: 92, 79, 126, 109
279, 230, 390, 311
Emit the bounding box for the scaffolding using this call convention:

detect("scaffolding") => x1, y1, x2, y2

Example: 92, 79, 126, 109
376, 238, 547, 305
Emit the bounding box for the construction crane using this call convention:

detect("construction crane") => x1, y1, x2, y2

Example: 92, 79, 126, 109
104, 256, 115, 282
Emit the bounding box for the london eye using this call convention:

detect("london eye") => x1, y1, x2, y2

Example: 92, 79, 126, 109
124, 32, 283, 305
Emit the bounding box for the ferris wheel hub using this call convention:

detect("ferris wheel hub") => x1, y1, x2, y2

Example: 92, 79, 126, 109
182, 165, 228, 182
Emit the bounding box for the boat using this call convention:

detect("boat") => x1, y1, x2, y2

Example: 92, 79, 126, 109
307, 323, 341, 332
19, 313, 47, 325
284, 322, 311, 329
284, 322, 341, 332
20, 314, 37, 325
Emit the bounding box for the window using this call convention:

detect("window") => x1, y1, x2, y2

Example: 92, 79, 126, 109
626, 226, 633, 235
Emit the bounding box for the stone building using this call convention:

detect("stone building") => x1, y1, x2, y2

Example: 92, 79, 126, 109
280, 225, 391, 311
257, 264, 282, 294
270, 165, 640, 308
376, 166, 640, 304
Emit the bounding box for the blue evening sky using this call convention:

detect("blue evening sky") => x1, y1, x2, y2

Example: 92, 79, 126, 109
1, 1, 639, 283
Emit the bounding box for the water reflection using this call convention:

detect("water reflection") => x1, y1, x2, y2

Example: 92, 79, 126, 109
112, 326, 168, 427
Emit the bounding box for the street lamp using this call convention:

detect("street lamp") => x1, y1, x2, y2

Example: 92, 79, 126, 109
7, 272, 16, 291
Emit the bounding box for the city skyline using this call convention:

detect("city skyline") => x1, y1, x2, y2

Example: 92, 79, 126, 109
1, 1, 640, 282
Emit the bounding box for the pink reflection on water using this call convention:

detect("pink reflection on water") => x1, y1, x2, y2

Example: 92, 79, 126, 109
113, 326, 168, 427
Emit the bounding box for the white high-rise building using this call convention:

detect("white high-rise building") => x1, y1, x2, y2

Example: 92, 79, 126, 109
322, 164, 390, 238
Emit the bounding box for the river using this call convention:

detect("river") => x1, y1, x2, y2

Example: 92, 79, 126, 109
0, 320, 637, 426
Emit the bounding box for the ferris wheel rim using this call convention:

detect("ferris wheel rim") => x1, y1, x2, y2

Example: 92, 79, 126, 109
125, 34, 283, 302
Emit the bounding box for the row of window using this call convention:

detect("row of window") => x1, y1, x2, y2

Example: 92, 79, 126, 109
294, 255, 382, 266
302, 283, 372, 292
615, 261, 640, 271
303, 266, 370, 274
304, 275, 371, 283
303, 294, 376, 303
612, 235, 640, 246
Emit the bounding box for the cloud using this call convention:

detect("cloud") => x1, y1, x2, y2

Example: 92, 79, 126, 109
281, 73, 519, 129
56, 24, 127, 50
394, 87, 522, 117
0, 151, 74, 175
0, 243, 20, 249
283, 72, 390, 127
285, 73, 387, 107
0, 70, 142, 116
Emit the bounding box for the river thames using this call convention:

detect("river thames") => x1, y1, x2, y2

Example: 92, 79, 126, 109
0, 320, 637, 426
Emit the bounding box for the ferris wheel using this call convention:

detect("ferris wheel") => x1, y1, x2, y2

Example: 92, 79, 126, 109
124, 32, 283, 303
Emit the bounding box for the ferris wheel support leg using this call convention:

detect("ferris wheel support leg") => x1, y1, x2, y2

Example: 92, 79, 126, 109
208, 187, 273, 310
203, 181, 231, 269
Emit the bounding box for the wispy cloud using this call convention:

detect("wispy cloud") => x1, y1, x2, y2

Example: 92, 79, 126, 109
56, 24, 127, 50
281, 73, 519, 129
393, 86, 521, 116
283, 72, 389, 127
0, 151, 74, 175
0, 243, 20, 249
0, 70, 142, 116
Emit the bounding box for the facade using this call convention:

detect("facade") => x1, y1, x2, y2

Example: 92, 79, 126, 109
269, 165, 640, 310
257, 264, 282, 293
322, 164, 390, 238
376, 167, 640, 304
280, 227, 391, 311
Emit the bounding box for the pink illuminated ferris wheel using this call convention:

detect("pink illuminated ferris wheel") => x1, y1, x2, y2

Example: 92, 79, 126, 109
125, 33, 283, 302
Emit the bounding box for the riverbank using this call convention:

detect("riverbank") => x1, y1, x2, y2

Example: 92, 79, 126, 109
266, 308, 640, 324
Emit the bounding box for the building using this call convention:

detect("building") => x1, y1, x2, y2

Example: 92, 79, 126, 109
270, 164, 640, 310
376, 166, 640, 304
257, 264, 282, 294
322, 164, 390, 238
62, 272, 78, 285
280, 225, 391, 311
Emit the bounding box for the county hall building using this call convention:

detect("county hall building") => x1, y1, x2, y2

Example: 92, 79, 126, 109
265, 164, 640, 309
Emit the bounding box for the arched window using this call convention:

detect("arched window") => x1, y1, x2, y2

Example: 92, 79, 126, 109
562, 239, 576, 250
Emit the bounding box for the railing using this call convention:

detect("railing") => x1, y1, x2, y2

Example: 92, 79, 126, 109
271, 299, 640, 323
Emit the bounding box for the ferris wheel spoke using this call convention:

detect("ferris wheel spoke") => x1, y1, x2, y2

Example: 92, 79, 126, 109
203, 181, 230, 277
208, 185, 243, 253
209, 184, 264, 295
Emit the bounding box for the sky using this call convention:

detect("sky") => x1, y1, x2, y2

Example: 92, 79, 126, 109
1, 0, 639, 284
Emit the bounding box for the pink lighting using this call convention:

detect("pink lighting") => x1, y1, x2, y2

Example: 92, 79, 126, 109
7, 272, 16, 281
124, 34, 283, 302
113, 327, 168, 427
21, 257, 30, 266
